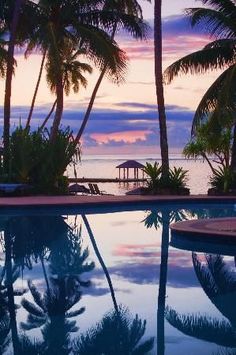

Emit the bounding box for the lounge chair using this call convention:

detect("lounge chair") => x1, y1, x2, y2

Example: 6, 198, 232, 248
92, 183, 113, 195
88, 183, 97, 195
68, 183, 90, 195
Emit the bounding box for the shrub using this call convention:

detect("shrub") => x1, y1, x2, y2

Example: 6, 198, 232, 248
210, 166, 236, 192
1, 126, 79, 194
144, 162, 189, 193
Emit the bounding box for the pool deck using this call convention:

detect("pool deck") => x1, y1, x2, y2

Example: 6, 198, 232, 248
1, 195, 236, 237
0, 193, 236, 208
171, 216, 236, 238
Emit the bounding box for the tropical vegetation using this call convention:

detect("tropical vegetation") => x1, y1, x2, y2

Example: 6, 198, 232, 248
165, 0, 236, 192
143, 162, 189, 194
0, 0, 149, 192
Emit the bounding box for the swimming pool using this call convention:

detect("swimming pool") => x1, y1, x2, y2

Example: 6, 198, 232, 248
1, 202, 236, 354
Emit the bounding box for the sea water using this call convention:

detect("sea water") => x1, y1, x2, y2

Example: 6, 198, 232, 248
67, 154, 211, 195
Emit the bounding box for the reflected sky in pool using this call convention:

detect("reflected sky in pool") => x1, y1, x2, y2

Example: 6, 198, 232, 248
1, 203, 236, 354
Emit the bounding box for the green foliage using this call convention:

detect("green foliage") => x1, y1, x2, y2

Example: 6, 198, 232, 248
144, 162, 189, 192
143, 162, 162, 190
1, 126, 79, 194
210, 166, 236, 192
183, 118, 232, 171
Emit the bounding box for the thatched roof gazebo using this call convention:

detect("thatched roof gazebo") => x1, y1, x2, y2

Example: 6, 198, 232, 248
116, 160, 145, 179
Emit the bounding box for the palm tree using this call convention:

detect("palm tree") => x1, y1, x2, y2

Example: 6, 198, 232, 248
154, 0, 169, 180
44, 44, 92, 131
164, 0, 236, 172
74, 0, 149, 145
2, 0, 25, 171
165, 253, 236, 347
73, 306, 154, 355
29, 0, 133, 141
25, 50, 47, 128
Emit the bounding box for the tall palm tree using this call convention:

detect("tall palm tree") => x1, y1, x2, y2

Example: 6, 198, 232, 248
74, 0, 149, 145
164, 0, 236, 172
165, 253, 236, 347
154, 0, 169, 180
2, 0, 25, 171
30, 0, 133, 141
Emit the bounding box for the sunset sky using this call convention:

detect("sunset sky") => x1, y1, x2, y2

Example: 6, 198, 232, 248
0, 0, 219, 155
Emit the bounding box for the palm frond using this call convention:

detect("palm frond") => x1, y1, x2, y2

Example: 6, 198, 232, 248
165, 306, 236, 347
164, 45, 236, 84
186, 7, 236, 38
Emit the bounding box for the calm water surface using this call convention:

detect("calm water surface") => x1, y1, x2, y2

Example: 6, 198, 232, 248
1, 202, 236, 354
68, 154, 211, 195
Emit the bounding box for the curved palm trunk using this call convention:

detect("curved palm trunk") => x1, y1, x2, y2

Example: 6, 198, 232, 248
157, 211, 170, 355
230, 123, 236, 173
40, 99, 57, 131
74, 26, 117, 145
4, 0, 25, 171
154, 0, 169, 179
5, 228, 20, 354
50, 78, 64, 141
26, 50, 47, 128
82, 215, 119, 314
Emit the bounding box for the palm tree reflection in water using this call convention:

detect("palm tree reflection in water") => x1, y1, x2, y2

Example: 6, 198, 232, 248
166, 253, 236, 354
0, 214, 154, 354
143, 208, 188, 355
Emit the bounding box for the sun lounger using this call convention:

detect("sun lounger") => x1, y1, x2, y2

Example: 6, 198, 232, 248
92, 183, 113, 195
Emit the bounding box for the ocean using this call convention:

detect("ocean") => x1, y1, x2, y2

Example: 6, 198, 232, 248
67, 154, 212, 195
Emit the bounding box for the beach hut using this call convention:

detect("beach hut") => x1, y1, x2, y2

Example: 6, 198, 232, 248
116, 160, 145, 179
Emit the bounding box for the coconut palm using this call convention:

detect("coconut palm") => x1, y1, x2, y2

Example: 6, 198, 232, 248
27, 0, 135, 141
154, 0, 169, 180
165, 253, 236, 347
73, 306, 154, 355
74, 0, 149, 144
164, 0, 236, 171
43, 45, 92, 130
1, 0, 25, 171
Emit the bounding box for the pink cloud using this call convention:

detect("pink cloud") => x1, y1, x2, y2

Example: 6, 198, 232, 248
90, 130, 152, 144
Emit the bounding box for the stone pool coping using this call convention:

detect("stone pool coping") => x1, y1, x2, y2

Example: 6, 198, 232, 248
0, 193, 236, 208
0, 195, 236, 207
0, 193, 234, 238
171, 216, 236, 238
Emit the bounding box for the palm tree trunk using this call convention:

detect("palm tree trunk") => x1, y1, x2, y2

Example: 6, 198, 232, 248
4, 0, 25, 172
154, 0, 169, 179
157, 211, 170, 355
26, 50, 47, 128
40, 99, 57, 130
230, 123, 236, 173
50, 77, 63, 141
82, 215, 119, 314
74, 26, 117, 145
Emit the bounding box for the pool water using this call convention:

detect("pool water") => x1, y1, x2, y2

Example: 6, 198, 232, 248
1, 203, 236, 354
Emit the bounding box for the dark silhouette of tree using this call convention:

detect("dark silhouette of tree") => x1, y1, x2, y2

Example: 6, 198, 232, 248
73, 306, 154, 355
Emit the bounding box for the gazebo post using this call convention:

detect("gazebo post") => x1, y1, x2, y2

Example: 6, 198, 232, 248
123, 168, 125, 179
127, 168, 129, 179
137, 168, 139, 179
119, 168, 120, 180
